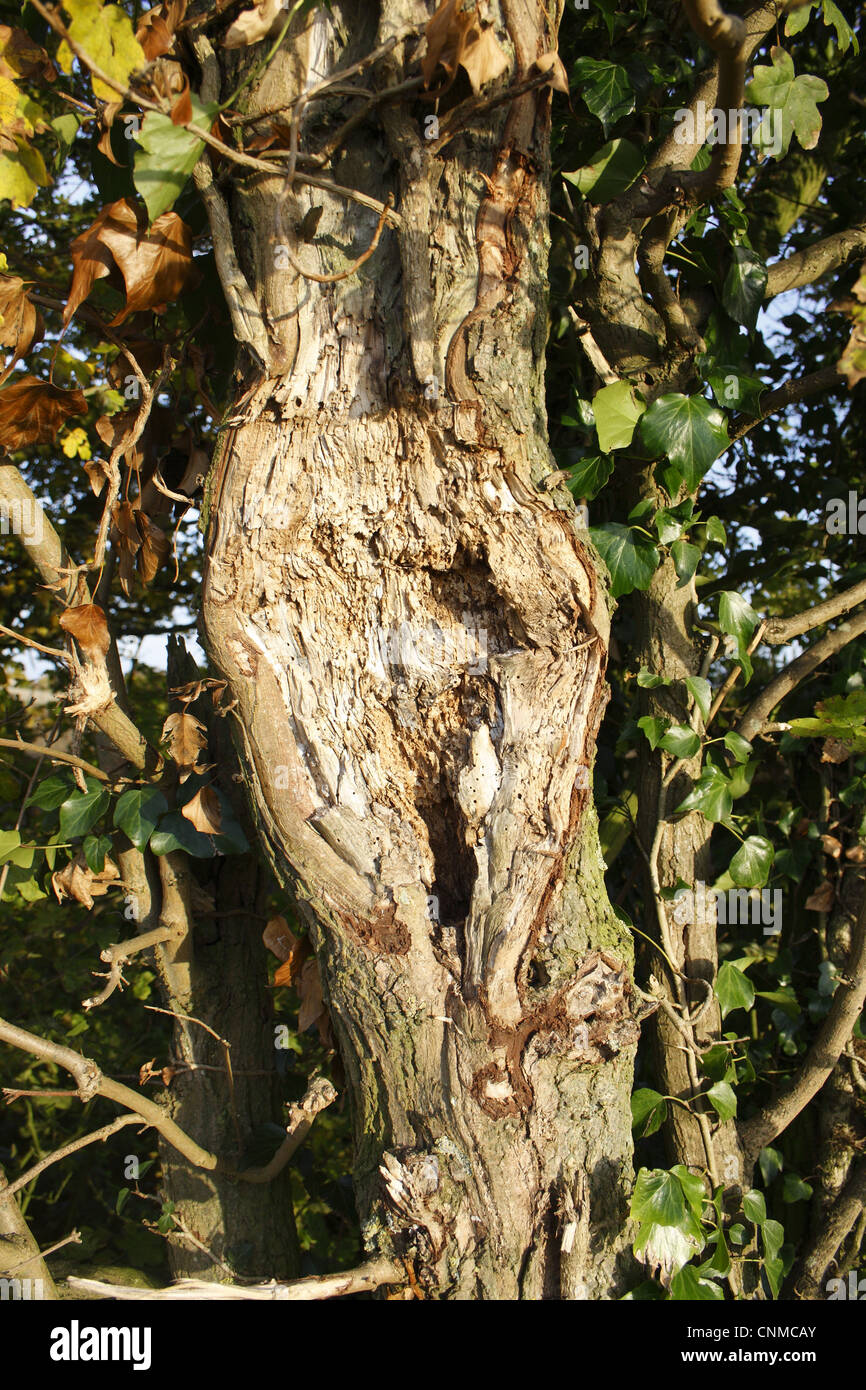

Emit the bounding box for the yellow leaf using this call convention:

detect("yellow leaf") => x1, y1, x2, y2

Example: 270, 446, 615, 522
56, 39, 74, 76
0, 75, 18, 134
62, 0, 146, 104
61, 425, 91, 459
0, 141, 49, 208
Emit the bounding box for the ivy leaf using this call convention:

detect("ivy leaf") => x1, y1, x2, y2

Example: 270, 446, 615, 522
671, 539, 701, 587
782, 1174, 812, 1203
631, 1167, 686, 1226
149, 811, 215, 859
589, 522, 660, 597
759, 1146, 784, 1185
670, 1263, 724, 1300
704, 516, 727, 547
637, 668, 669, 689
631, 1088, 668, 1137
724, 730, 753, 763
719, 590, 760, 682
706, 1080, 737, 1121
716, 961, 756, 1019
746, 47, 829, 158
660, 724, 701, 759
59, 779, 110, 840
685, 676, 711, 723
572, 59, 635, 134
563, 138, 644, 203
591, 380, 645, 452
743, 1189, 767, 1224
722, 246, 768, 332
566, 452, 613, 500
113, 787, 169, 851
134, 97, 219, 222
27, 774, 75, 811
639, 393, 729, 491
675, 765, 733, 822
638, 716, 668, 751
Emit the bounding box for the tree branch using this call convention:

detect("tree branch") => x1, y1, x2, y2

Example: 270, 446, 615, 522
763, 578, 866, 645
728, 364, 844, 443
67, 1257, 404, 1301
0, 737, 109, 781
787, 1154, 866, 1300
736, 609, 866, 744
765, 221, 866, 300
82, 926, 179, 1011
739, 892, 866, 1162
236, 1076, 337, 1184
0, 1115, 145, 1201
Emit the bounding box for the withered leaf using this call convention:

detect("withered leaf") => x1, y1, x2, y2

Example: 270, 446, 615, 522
224, 0, 284, 49
534, 50, 569, 94
0, 376, 86, 451
0, 25, 55, 84
59, 603, 111, 661
423, 0, 508, 94
804, 880, 835, 912
162, 710, 207, 773
296, 955, 331, 1044
97, 102, 123, 166
82, 456, 110, 497
52, 852, 119, 910
181, 784, 222, 835
0, 273, 43, 370
845, 845, 866, 863
135, 509, 170, 585
266, 916, 312, 987
136, 0, 188, 62
820, 833, 843, 859
822, 736, 854, 764
65, 198, 195, 328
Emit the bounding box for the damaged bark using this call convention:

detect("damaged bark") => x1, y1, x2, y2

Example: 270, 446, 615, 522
200, 1, 639, 1296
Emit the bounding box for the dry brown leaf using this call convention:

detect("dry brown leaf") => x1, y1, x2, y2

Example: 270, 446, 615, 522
64, 198, 195, 328
845, 845, 866, 863
0, 376, 86, 451
59, 603, 111, 661
0, 274, 43, 370
110, 499, 142, 597
820, 833, 843, 859
266, 916, 312, 988
181, 784, 222, 835
135, 509, 170, 585
162, 710, 207, 772
296, 955, 331, 1044
822, 737, 854, 764
224, 0, 284, 49
804, 880, 835, 912
97, 103, 123, 166
0, 25, 55, 84
459, 24, 509, 94
82, 457, 110, 497
534, 50, 569, 94
52, 852, 119, 910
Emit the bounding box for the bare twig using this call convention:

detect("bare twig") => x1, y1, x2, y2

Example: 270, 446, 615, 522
236, 1076, 337, 1184
67, 1257, 403, 1301
1, 1116, 146, 1200
82, 926, 179, 1010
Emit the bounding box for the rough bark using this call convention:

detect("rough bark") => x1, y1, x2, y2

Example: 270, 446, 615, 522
200, 1, 640, 1297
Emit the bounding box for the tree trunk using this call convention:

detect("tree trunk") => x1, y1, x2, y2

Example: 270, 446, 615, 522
200, 1, 640, 1297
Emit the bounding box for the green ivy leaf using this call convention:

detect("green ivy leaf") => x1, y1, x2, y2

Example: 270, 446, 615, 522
631, 1088, 668, 1137
134, 97, 219, 222
820, 0, 858, 52
716, 961, 756, 1019
589, 522, 660, 597
566, 452, 613, 500
114, 787, 169, 852
637, 668, 669, 689
591, 380, 645, 452
563, 138, 644, 203
59, 779, 110, 840
706, 1080, 737, 1121
640, 393, 729, 491
746, 47, 829, 158
675, 765, 733, 822
723, 730, 752, 763
722, 246, 768, 332
671, 538, 701, 587
743, 1189, 767, 1224
729, 834, 774, 887
149, 811, 215, 859
27, 774, 75, 811
782, 1173, 812, 1203
699, 1043, 736, 1083
83, 833, 112, 873
638, 716, 668, 751
659, 724, 701, 759
718, 590, 760, 681
759, 1146, 784, 1185
631, 1167, 686, 1226
670, 1263, 724, 1300
685, 676, 712, 723
572, 59, 635, 134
